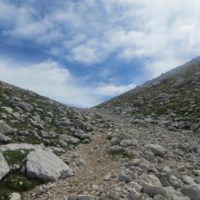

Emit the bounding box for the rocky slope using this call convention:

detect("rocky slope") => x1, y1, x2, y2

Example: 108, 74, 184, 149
0, 81, 96, 199
1, 56, 200, 200
98, 57, 200, 132
23, 110, 200, 200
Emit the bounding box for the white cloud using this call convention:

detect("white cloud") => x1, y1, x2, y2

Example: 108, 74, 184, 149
1, 0, 200, 99
145, 58, 188, 78
2, 0, 200, 70
68, 45, 99, 65
0, 57, 100, 107
95, 83, 136, 96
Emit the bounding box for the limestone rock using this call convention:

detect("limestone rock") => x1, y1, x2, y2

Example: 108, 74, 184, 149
145, 144, 167, 158
182, 184, 200, 200
26, 149, 74, 181
0, 152, 10, 180
0, 120, 13, 134
142, 174, 167, 197
59, 134, 80, 144
0, 132, 11, 143
9, 193, 21, 200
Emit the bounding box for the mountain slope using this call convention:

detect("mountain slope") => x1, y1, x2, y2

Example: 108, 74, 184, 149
0, 81, 96, 199
98, 57, 200, 132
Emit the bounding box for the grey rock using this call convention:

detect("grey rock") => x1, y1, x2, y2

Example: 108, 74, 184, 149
0, 143, 43, 152
173, 78, 188, 88
108, 188, 124, 200
9, 193, 21, 200
2, 107, 13, 113
26, 149, 74, 181
40, 130, 56, 139
129, 181, 142, 192
57, 119, 71, 126
142, 174, 167, 197
58, 140, 68, 148
111, 137, 121, 145
182, 175, 196, 185
12, 101, 34, 112
18, 130, 30, 136
119, 168, 134, 183
182, 184, 200, 200
59, 134, 80, 144
0, 120, 14, 134
131, 158, 141, 166
120, 139, 137, 147
165, 186, 190, 200
0, 152, 10, 180
153, 195, 166, 200
128, 188, 140, 200
0, 132, 11, 143
73, 119, 87, 129
145, 144, 167, 158
73, 129, 90, 140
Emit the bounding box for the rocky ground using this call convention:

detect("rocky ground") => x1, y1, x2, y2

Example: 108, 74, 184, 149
22, 110, 200, 200
1, 57, 200, 200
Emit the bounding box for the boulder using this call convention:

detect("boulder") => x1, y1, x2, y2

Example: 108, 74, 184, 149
164, 186, 190, 200
73, 129, 90, 140
0, 132, 11, 143
0, 120, 13, 134
182, 175, 196, 185
145, 144, 167, 158
0, 152, 10, 180
142, 174, 167, 197
26, 150, 74, 181
182, 184, 200, 200
12, 101, 34, 112
73, 119, 87, 129
59, 134, 80, 144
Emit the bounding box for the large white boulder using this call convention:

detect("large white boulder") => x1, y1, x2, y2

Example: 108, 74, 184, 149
0, 152, 10, 180
26, 149, 74, 182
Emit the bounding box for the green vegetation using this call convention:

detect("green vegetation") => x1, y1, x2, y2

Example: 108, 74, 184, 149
0, 172, 44, 200
100, 62, 200, 126
1, 150, 44, 200
3, 150, 30, 166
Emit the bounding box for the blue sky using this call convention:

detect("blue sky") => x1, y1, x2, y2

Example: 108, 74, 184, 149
0, 0, 200, 107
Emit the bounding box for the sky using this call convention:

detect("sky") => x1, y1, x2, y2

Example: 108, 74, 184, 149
0, 0, 200, 107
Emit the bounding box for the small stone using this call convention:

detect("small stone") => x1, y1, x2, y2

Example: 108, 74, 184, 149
10, 193, 21, 200
119, 168, 134, 183
131, 158, 141, 166
182, 175, 196, 185
145, 144, 167, 158
104, 173, 112, 181
77, 194, 91, 200
0, 132, 11, 143
128, 188, 140, 200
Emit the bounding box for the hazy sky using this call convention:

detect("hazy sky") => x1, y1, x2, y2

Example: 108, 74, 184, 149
0, 0, 200, 107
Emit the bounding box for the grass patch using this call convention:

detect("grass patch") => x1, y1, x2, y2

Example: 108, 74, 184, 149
3, 150, 30, 166
0, 172, 44, 200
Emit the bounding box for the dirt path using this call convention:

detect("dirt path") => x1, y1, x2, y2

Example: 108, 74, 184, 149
23, 129, 122, 200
